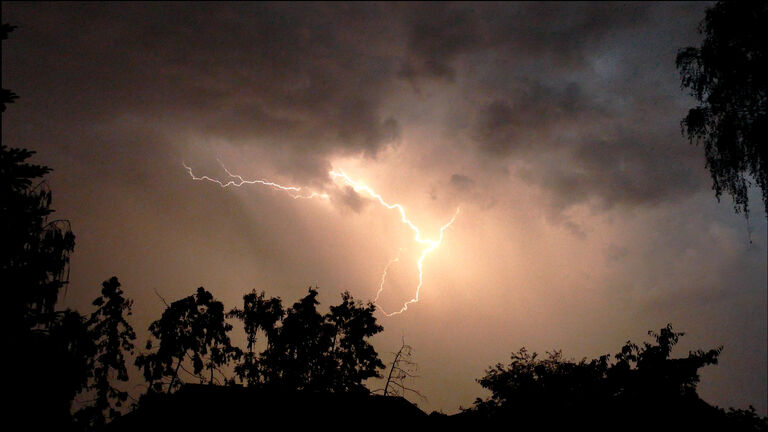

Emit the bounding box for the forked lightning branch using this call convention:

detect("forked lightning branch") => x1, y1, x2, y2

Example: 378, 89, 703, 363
184, 161, 459, 316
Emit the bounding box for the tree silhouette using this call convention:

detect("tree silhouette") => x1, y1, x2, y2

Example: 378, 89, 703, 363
74, 277, 137, 429
260, 288, 335, 391
2, 144, 75, 333
227, 290, 285, 386
135, 287, 240, 394
677, 2, 767, 217
325, 291, 385, 393
229, 287, 385, 393
3, 25, 87, 425
467, 324, 767, 430
381, 337, 423, 400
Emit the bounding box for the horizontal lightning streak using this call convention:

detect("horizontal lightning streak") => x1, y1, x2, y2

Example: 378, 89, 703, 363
184, 162, 458, 316
183, 161, 329, 200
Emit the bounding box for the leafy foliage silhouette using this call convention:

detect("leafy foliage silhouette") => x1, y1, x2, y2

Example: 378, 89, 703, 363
3, 26, 88, 427
2, 75, 136, 430
74, 277, 137, 429
677, 2, 767, 217
467, 324, 767, 431
227, 290, 284, 386
135, 287, 240, 394
231, 288, 385, 393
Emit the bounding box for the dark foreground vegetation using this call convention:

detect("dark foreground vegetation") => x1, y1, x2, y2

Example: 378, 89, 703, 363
3, 1, 767, 429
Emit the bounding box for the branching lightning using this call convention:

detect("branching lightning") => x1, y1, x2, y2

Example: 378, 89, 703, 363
184, 161, 459, 316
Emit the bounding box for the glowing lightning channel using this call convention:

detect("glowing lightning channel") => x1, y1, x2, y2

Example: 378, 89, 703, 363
375, 251, 401, 305
183, 161, 330, 200
184, 162, 459, 317
329, 169, 460, 316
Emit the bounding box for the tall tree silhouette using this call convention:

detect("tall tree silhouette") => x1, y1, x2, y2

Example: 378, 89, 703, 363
326, 292, 385, 393
2, 143, 75, 334
74, 277, 137, 429
260, 288, 333, 391
677, 2, 767, 217
3, 23, 86, 428
227, 290, 284, 385
136, 287, 240, 394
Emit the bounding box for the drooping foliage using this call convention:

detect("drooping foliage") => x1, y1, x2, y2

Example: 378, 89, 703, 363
135, 287, 241, 394
2, 143, 75, 333
3, 38, 84, 424
677, 2, 767, 217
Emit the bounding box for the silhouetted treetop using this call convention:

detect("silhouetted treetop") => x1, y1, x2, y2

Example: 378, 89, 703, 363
136, 287, 240, 394
227, 290, 284, 385
230, 287, 385, 393
466, 324, 766, 431
74, 277, 137, 429
2, 144, 75, 332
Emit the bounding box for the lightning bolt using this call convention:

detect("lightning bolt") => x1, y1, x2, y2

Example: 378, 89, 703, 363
184, 162, 459, 316
183, 161, 330, 200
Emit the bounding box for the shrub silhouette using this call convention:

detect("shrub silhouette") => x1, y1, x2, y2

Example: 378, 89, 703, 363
467, 324, 767, 431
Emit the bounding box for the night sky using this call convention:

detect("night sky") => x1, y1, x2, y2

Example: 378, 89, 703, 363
2, 2, 766, 414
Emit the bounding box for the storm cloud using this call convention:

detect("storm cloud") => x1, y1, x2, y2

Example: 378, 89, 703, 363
3, 1, 765, 416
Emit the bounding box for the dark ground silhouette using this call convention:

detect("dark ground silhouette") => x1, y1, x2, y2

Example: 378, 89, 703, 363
105, 384, 427, 431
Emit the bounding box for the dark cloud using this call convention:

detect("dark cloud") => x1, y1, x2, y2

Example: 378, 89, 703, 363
398, 3, 482, 81
2, 2, 403, 180
398, 2, 651, 83
457, 3, 710, 213
514, 125, 706, 212
484, 2, 651, 65
474, 80, 602, 156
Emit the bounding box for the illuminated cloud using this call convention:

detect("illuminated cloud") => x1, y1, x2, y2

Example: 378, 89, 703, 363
2, 1, 765, 416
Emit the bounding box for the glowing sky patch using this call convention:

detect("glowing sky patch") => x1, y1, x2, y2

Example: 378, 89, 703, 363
184, 161, 459, 316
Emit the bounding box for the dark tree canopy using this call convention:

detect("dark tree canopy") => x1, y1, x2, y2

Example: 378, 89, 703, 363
677, 2, 767, 217
2, 62, 83, 426
2, 144, 75, 333
135, 287, 240, 394
227, 290, 284, 386
75, 277, 137, 429
466, 325, 767, 431
325, 291, 385, 392
231, 288, 385, 393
